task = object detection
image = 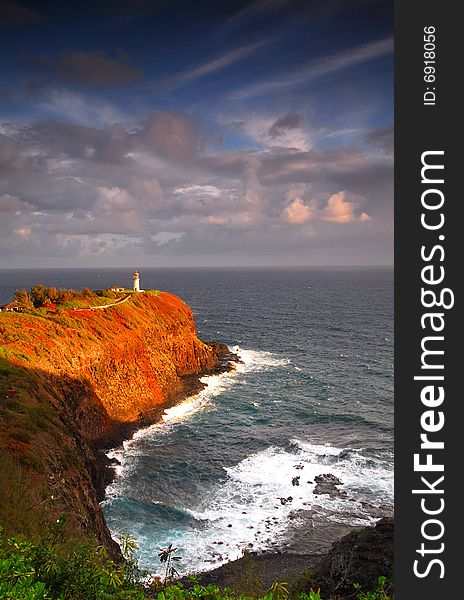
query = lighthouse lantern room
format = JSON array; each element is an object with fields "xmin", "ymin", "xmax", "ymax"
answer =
[{"xmin": 133, "ymin": 271, "xmax": 140, "ymax": 292}]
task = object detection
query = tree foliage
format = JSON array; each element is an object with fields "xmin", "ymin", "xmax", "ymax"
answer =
[{"xmin": 0, "ymin": 527, "xmax": 394, "ymax": 600}]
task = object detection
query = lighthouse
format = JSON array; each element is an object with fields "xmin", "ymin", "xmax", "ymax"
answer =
[{"xmin": 133, "ymin": 271, "xmax": 140, "ymax": 292}]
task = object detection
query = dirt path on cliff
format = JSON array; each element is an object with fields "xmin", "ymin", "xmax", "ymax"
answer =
[{"xmin": 86, "ymin": 293, "xmax": 133, "ymax": 311}]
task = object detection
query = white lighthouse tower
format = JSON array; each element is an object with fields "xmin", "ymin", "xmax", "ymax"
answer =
[{"xmin": 133, "ymin": 271, "xmax": 140, "ymax": 292}]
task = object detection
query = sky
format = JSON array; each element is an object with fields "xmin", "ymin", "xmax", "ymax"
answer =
[{"xmin": 0, "ymin": 0, "xmax": 393, "ymax": 268}]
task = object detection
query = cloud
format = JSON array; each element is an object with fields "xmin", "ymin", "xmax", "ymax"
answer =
[
  {"xmin": 139, "ymin": 112, "xmax": 199, "ymax": 160},
  {"xmin": 321, "ymin": 191, "xmax": 370, "ymax": 223},
  {"xmin": 0, "ymin": 134, "xmax": 27, "ymax": 172},
  {"xmin": 226, "ymin": 113, "xmax": 310, "ymax": 151},
  {"xmin": 269, "ymin": 113, "xmax": 304, "ymax": 138},
  {"xmin": 34, "ymin": 50, "xmax": 142, "ymax": 86},
  {"xmin": 0, "ymin": 193, "xmax": 33, "ymax": 212},
  {"xmin": 283, "ymin": 197, "xmax": 312, "ymax": 224},
  {"xmin": 23, "ymin": 120, "xmax": 132, "ymax": 163},
  {"xmin": 0, "ymin": 1, "xmax": 45, "ymax": 26},
  {"xmin": 21, "ymin": 111, "xmax": 201, "ymax": 164},
  {"xmin": 35, "ymin": 88, "xmax": 129, "ymax": 127},
  {"xmin": 228, "ymin": 0, "xmax": 287, "ymax": 20},
  {"xmin": 233, "ymin": 36, "xmax": 393, "ymax": 99},
  {"xmin": 174, "ymin": 184, "xmax": 222, "ymax": 198},
  {"xmin": 365, "ymin": 124, "xmax": 393, "ymax": 154},
  {"xmin": 168, "ymin": 39, "xmax": 272, "ymax": 88},
  {"xmin": 0, "ymin": 111, "xmax": 389, "ymax": 265}
]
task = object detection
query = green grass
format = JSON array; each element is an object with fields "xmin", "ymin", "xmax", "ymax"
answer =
[{"xmin": 0, "ymin": 526, "xmax": 393, "ymax": 600}]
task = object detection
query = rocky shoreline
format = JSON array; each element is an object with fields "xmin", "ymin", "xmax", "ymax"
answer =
[
  {"xmin": 192, "ymin": 517, "xmax": 394, "ymax": 598},
  {"xmin": 92, "ymin": 342, "xmax": 240, "ymax": 503},
  {"xmin": 95, "ymin": 360, "xmax": 392, "ymax": 574}
]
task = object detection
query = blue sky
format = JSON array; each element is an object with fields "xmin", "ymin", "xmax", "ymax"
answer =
[{"xmin": 0, "ymin": 0, "xmax": 393, "ymax": 267}]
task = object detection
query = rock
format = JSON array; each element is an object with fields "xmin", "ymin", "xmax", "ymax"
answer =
[
  {"xmin": 314, "ymin": 473, "xmax": 343, "ymax": 485},
  {"xmin": 294, "ymin": 463, "xmax": 304, "ymax": 470},
  {"xmin": 280, "ymin": 497, "xmax": 288, "ymax": 505},
  {"xmin": 313, "ymin": 473, "xmax": 346, "ymax": 498},
  {"xmin": 310, "ymin": 517, "xmax": 394, "ymax": 598},
  {"xmin": 292, "ymin": 476, "xmax": 300, "ymax": 486}
]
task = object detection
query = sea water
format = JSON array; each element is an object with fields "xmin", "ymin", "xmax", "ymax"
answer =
[{"xmin": 0, "ymin": 267, "xmax": 393, "ymax": 575}]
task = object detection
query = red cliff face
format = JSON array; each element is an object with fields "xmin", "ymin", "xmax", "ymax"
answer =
[
  {"xmin": 3, "ymin": 291, "xmax": 223, "ymax": 426},
  {"xmin": 0, "ymin": 291, "xmax": 228, "ymax": 552}
]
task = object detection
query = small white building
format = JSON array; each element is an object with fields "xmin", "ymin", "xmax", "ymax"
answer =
[{"xmin": 133, "ymin": 271, "xmax": 140, "ymax": 292}]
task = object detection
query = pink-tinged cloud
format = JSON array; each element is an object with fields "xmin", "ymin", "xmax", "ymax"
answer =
[
  {"xmin": 283, "ymin": 197, "xmax": 312, "ymax": 224},
  {"xmin": 14, "ymin": 226, "xmax": 31, "ymax": 238},
  {"xmin": 321, "ymin": 191, "xmax": 370, "ymax": 224}
]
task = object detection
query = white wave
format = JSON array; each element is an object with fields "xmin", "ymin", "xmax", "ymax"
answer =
[
  {"xmin": 127, "ymin": 440, "xmax": 393, "ymax": 576},
  {"xmin": 162, "ymin": 374, "xmax": 227, "ymax": 423},
  {"xmin": 104, "ymin": 346, "xmax": 289, "ymax": 492},
  {"xmin": 232, "ymin": 346, "xmax": 291, "ymax": 372},
  {"xmin": 291, "ymin": 440, "xmax": 344, "ymax": 456}
]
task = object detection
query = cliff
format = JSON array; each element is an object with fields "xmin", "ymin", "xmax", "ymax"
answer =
[{"xmin": 0, "ymin": 291, "xmax": 232, "ymax": 554}]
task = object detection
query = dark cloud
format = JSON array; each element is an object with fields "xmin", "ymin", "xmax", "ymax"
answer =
[
  {"xmin": 138, "ymin": 112, "xmax": 199, "ymax": 161},
  {"xmin": 0, "ymin": 193, "xmax": 33, "ymax": 212},
  {"xmin": 22, "ymin": 121, "xmax": 132, "ymax": 163},
  {"xmin": 0, "ymin": 1, "xmax": 45, "ymax": 26},
  {"xmin": 22, "ymin": 112, "xmax": 200, "ymax": 164},
  {"xmin": 33, "ymin": 50, "xmax": 142, "ymax": 86},
  {"xmin": 365, "ymin": 124, "xmax": 393, "ymax": 154},
  {"xmin": 0, "ymin": 134, "xmax": 27, "ymax": 172},
  {"xmin": 268, "ymin": 112, "xmax": 303, "ymax": 138}
]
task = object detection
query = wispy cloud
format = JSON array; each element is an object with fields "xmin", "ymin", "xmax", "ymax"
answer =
[
  {"xmin": 226, "ymin": 0, "xmax": 289, "ymax": 25},
  {"xmin": 167, "ymin": 39, "xmax": 272, "ymax": 89},
  {"xmin": 232, "ymin": 36, "xmax": 393, "ymax": 99}
]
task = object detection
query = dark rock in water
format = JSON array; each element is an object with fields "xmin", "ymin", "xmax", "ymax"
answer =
[
  {"xmin": 313, "ymin": 473, "xmax": 346, "ymax": 498},
  {"xmin": 280, "ymin": 497, "xmax": 288, "ymax": 505},
  {"xmin": 292, "ymin": 476, "xmax": 300, "ymax": 486},
  {"xmin": 294, "ymin": 463, "xmax": 304, "ymax": 470},
  {"xmin": 227, "ymin": 524, "xmax": 232, "ymax": 527},
  {"xmin": 287, "ymin": 496, "xmax": 293, "ymax": 502},
  {"xmin": 314, "ymin": 473, "xmax": 343, "ymax": 485},
  {"xmin": 308, "ymin": 517, "xmax": 394, "ymax": 598}
]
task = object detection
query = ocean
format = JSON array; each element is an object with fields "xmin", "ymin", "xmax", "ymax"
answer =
[{"xmin": 0, "ymin": 267, "xmax": 393, "ymax": 575}]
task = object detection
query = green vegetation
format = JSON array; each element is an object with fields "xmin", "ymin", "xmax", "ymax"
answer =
[
  {"xmin": 0, "ymin": 526, "xmax": 145, "ymax": 599},
  {"xmin": 0, "ymin": 527, "xmax": 393, "ymax": 600},
  {"xmin": 12, "ymin": 286, "xmax": 122, "ymax": 310},
  {"xmin": 14, "ymin": 286, "xmax": 95, "ymax": 309}
]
